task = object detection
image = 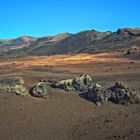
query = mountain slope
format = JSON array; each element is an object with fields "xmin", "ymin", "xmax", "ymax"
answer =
[
  {"xmin": 28, "ymin": 30, "xmax": 111, "ymax": 55},
  {"xmin": 0, "ymin": 36, "xmax": 37, "ymax": 50},
  {"xmin": 28, "ymin": 28, "xmax": 140, "ymax": 55},
  {"xmin": 0, "ymin": 28, "xmax": 140, "ymax": 57}
]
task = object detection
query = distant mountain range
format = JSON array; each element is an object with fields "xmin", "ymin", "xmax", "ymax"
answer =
[{"xmin": 0, "ymin": 28, "xmax": 140, "ymax": 57}]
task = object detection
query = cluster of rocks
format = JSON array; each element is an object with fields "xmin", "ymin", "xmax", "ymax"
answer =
[
  {"xmin": 49, "ymin": 75, "xmax": 140, "ymax": 106},
  {"xmin": 0, "ymin": 75, "xmax": 140, "ymax": 106},
  {"xmin": 13, "ymin": 79, "xmax": 29, "ymax": 96},
  {"xmin": 0, "ymin": 77, "xmax": 48, "ymax": 98},
  {"xmin": 50, "ymin": 74, "xmax": 93, "ymax": 92},
  {"xmin": 87, "ymin": 81, "xmax": 140, "ymax": 106}
]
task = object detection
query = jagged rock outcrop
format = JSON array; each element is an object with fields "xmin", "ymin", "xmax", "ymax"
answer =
[
  {"xmin": 87, "ymin": 84, "xmax": 112, "ymax": 106},
  {"xmin": 86, "ymin": 81, "xmax": 140, "ymax": 106},
  {"xmin": 109, "ymin": 81, "xmax": 140, "ymax": 105}
]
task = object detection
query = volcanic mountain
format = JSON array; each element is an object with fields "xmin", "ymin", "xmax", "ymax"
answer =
[
  {"xmin": 0, "ymin": 36, "xmax": 37, "ymax": 50},
  {"xmin": 0, "ymin": 28, "xmax": 140, "ymax": 57}
]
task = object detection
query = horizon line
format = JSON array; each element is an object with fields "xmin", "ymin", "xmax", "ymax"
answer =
[{"xmin": 0, "ymin": 27, "xmax": 139, "ymax": 39}]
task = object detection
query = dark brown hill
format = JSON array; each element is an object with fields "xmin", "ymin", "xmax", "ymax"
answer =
[{"xmin": 0, "ymin": 28, "xmax": 140, "ymax": 57}]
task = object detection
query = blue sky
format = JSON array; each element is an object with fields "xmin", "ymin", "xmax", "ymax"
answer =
[{"xmin": 0, "ymin": 0, "xmax": 140, "ymax": 38}]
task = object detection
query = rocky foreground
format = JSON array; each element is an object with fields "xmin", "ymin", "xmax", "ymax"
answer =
[
  {"xmin": 0, "ymin": 75, "xmax": 140, "ymax": 107},
  {"xmin": 0, "ymin": 51, "xmax": 140, "ymax": 140}
]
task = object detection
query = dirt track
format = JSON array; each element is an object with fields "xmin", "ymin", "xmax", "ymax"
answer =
[{"xmin": 0, "ymin": 52, "xmax": 140, "ymax": 140}]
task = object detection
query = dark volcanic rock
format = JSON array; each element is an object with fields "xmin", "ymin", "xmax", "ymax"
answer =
[
  {"xmin": 83, "ymin": 81, "xmax": 140, "ymax": 106},
  {"xmin": 109, "ymin": 81, "xmax": 140, "ymax": 105},
  {"xmin": 87, "ymin": 84, "xmax": 112, "ymax": 106}
]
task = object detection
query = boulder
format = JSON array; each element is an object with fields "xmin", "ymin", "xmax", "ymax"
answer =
[
  {"xmin": 85, "ymin": 81, "xmax": 140, "ymax": 106},
  {"xmin": 14, "ymin": 85, "xmax": 29, "ymax": 96},
  {"xmin": 30, "ymin": 82, "xmax": 49, "ymax": 98},
  {"xmin": 53, "ymin": 79, "xmax": 76, "ymax": 91},
  {"xmin": 87, "ymin": 84, "xmax": 111, "ymax": 106},
  {"xmin": 50, "ymin": 74, "xmax": 93, "ymax": 92},
  {"xmin": 0, "ymin": 77, "xmax": 29, "ymax": 96},
  {"xmin": 72, "ymin": 74, "xmax": 93, "ymax": 91},
  {"xmin": 109, "ymin": 81, "xmax": 140, "ymax": 105}
]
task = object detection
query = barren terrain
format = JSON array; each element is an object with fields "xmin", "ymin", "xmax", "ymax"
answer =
[{"xmin": 0, "ymin": 51, "xmax": 140, "ymax": 140}]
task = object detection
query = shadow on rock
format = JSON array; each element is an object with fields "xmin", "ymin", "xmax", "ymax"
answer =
[
  {"xmin": 29, "ymin": 81, "xmax": 49, "ymax": 99},
  {"xmin": 79, "ymin": 83, "xmax": 111, "ymax": 106},
  {"xmin": 49, "ymin": 74, "xmax": 93, "ymax": 92},
  {"xmin": 78, "ymin": 81, "xmax": 140, "ymax": 106}
]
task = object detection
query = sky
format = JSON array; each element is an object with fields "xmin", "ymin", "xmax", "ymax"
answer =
[{"xmin": 0, "ymin": 0, "xmax": 140, "ymax": 38}]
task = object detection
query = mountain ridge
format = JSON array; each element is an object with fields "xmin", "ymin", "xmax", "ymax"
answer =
[{"xmin": 0, "ymin": 28, "xmax": 140, "ymax": 57}]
